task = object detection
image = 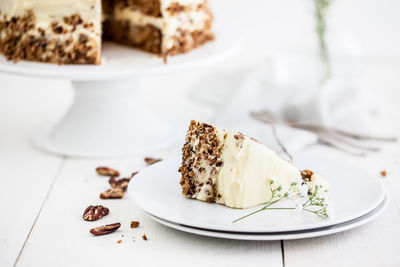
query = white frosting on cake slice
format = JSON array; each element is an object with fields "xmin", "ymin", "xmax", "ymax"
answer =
[
  {"xmin": 179, "ymin": 120, "xmax": 330, "ymax": 209},
  {"xmin": 215, "ymin": 131, "xmax": 306, "ymax": 208}
]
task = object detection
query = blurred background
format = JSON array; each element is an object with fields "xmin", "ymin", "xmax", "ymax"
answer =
[{"xmin": 1, "ymin": 0, "xmax": 399, "ymax": 153}]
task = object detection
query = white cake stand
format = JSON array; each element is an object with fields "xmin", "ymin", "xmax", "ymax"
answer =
[{"xmin": 0, "ymin": 32, "xmax": 241, "ymax": 157}]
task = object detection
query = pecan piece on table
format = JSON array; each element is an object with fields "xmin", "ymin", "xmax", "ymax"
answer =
[
  {"xmin": 83, "ymin": 205, "xmax": 109, "ymax": 221},
  {"xmin": 100, "ymin": 188, "xmax": 125, "ymax": 199},
  {"xmin": 109, "ymin": 177, "xmax": 132, "ymax": 191},
  {"xmin": 108, "ymin": 171, "xmax": 138, "ymax": 190},
  {"xmin": 90, "ymin": 222, "xmax": 121, "ymax": 236},
  {"xmin": 141, "ymin": 234, "xmax": 148, "ymax": 240},
  {"xmin": 144, "ymin": 157, "xmax": 162, "ymax": 166},
  {"xmin": 96, "ymin": 167, "xmax": 120, "ymax": 177},
  {"xmin": 130, "ymin": 221, "xmax": 140, "ymax": 229}
]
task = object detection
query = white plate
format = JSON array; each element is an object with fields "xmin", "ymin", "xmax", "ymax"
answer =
[
  {"xmin": 128, "ymin": 153, "xmax": 386, "ymax": 233},
  {"xmin": 146, "ymin": 194, "xmax": 388, "ymax": 240},
  {"xmin": 0, "ymin": 29, "xmax": 241, "ymax": 81}
]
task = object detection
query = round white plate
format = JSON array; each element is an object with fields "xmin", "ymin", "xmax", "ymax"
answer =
[
  {"xmin": 128, "ymin": 153, "xmax": 386, "ymax": 233},
  {"xmin": 146, "ymin": 194, "xmax": 388, "ymax": 240},
  {"xmin": 0, "ymin": 29, "xmax": 241, "ymax": 81}
]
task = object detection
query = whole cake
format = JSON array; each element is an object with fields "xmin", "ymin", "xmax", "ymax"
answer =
[
  {"xmin": 179, "ymin": 120, "xmax": 330, "ymax": 209},
  {"xmin": 0, "ymin": 0, "xmax": 213, "ymax": 64}
]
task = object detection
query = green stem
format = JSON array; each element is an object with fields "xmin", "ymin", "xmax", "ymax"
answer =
[
  {"xmin": 314, "ymin": 0, "xmax": 332, "ymax": 85},
  {"xmin": 232, "ymin": 206, "xmax": 267, "ymax": 223},
  {"xmin": 232, "ymin": 195, "xmax": 291, "ymax": 223},
  {"xmin": 303, "ymin": 208, "xmax": 328, "ymax": 218},
  {"xmin": 303, "ymin": 208, "xmax": 318, "ymax": 213},
  {"xmin": 265, "ymin": 208, "xmax": 297, "ymax": 210}
]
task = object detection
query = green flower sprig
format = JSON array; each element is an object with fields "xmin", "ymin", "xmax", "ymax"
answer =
[
  {"xmin": 314, "ymin": 0, "xmax": 333, "ymax": 84},
  {"xmin": 232, "ymin": 181, "xmax": 330, "ymax": 223},
  {"xmin": 302, "ymin": 185, "xmax": 329, "ymax": 218}
]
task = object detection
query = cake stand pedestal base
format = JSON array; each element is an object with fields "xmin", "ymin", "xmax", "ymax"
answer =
[{"xmin": 34, "ymin": 80, "xmax": 177, "ymax": 157}]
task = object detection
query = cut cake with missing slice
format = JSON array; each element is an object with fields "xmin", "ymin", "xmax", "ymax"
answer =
[{"xmin": 0, "ymin": 0, "xmax": 214, "ymax": 64}]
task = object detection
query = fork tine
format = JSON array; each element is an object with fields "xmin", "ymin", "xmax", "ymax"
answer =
[
  {"xmin": 293, "ymin": 123, "xmax": 397, "ymax": 143},
  {"xmin": 293, "ymin": 125, "xmax": 381, "ymax": 152},
  {"xmin": 251, "ymin": 109, "xmax": 393, "ymax": 156},
  {"xmin": 330, "ymin": 128, "xmax": 397, "ymax": 142},
  {"xmin": 318, "ymin": 135, "xmax": 367, "ymax": 157}
]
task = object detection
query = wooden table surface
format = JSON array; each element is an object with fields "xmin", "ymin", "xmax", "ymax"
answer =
[{"xmin": 1, "ymin": 58, "xmax": 400, "ymax": 267}]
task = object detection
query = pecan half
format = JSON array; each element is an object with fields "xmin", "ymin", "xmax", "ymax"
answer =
[
  {"xmin": 109, "ymin": 177, "xmax": 131, "ymax": 191},
  {"xmin": 300, "ymin": 169, "xmax": 314, "ymax": 182},
  {"xmin": 83, "ymin": 205, "xmax": 109, "ymax": 221},
  {"xmin": 144, "ymin": 157, "xmax": 162, "ymax": 166},
  {"xmin": 130, "ymin": 221, "xmax": 140, "ymax": 229},
  {"xmin": 90, "ymin": 222, "xmax": 121, "ymax": 236},
  {"xmin": 108, "ymin": 172, "xmax": 138, "ymax": 191},
  {"xmin": 100, "ymin": 188, "xmax": 125, "ymax": 199},
  {"xmin": 96, "ymin": 167, "xmax": 120, "ymax": 177}
]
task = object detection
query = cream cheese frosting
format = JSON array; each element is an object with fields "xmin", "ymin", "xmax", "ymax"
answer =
[
  {"xmin": 307, "ymin": 172, "xmax": 331, "ymax": 194},
  {"xmin": 214, "ymin": 131, "xmax": 306, "ymax": 208},
  {"xmin": 0, "ymin": 0, "xmax": 100, "ymax": 19}
]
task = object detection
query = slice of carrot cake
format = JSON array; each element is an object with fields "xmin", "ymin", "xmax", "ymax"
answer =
[{"xmin": 179, "ymin": 120, "xmax": 330, "ymax": 209}]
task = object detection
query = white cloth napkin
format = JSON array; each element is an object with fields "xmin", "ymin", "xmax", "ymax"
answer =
[{"xmin": 212, "ymin": 59, "xmax": 373, "ymax": 156}]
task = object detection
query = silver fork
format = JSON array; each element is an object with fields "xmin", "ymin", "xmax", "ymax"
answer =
[{"xmin": 250, "ymin": 109, "xmax": 397, "ymax": 156}]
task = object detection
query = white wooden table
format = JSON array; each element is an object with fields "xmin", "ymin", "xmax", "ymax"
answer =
[
  {"xmin": 1, "ymin": 1, "xmax": 400, "ymax": 265},
  {"xmin": 1, "ymin": 59, "xmax": 400, "ymax": 267}
]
